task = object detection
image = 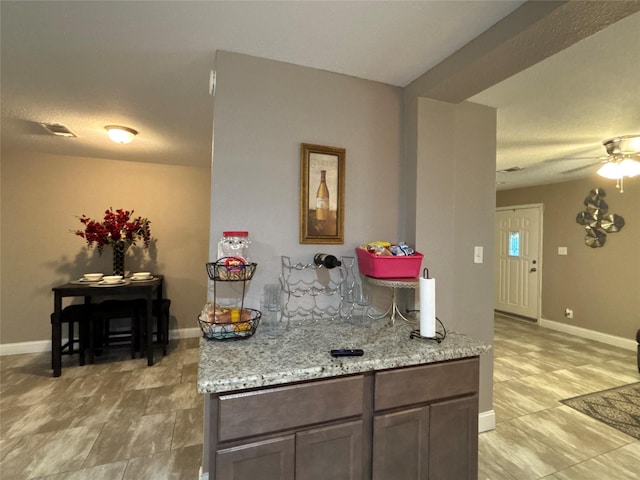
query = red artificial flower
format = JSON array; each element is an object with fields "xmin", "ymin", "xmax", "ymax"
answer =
[{"xmin": 75, "ymin": 208, "xmax": 151, "ymax": 254}]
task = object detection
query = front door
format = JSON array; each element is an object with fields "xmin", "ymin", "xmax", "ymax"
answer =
[{"xmin": 494, "ymin": 205, "xmax": 542, "ymax": 320}]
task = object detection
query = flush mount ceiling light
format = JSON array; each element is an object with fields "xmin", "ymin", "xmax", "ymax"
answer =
[
  {"xmin": 105, "ymin": 125, "xmax": 138, "ymax": 144},
  {"xmin": 597, "ymin": 134, "xmax": 640, "ymax": 193}
]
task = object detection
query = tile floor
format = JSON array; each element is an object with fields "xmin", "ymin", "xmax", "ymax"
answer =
[
  {"xmin": 480, "ymin": 314, "xmax": 640, "ymax": 479},
  {"xmin": 1, "ymin": 316, "xmax": 638, "ymax": 479},
  {"xmin": 0, "ymin": 338, "xmax": 203, "ymax": 480}
]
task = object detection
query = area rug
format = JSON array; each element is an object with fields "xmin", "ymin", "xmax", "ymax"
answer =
[{"xmin": 561, "ymin": 382, "xmax": 640, "ymax": 440}]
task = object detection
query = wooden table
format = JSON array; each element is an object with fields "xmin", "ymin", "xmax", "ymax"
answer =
[{"xmin": 51, "ymin": 275, "xmax": 164, "ymax": 377}]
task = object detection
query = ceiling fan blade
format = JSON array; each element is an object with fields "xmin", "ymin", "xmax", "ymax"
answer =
[
  {"xmin": 544, "ymin": 155, "xmax": 607, "ymax": 163},
  {"xmin": 561, "ymin": 161, "xmax": 603, "ymax": 174}
]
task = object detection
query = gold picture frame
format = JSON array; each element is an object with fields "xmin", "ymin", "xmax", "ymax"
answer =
[{"xmin": 300, "ymin": 143, "xmax": 345, "ymax": 244}]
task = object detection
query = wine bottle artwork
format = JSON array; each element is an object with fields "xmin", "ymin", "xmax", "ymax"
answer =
[
  {"xmin": 300, "ymin": 143, "xmax": 345, "ymax": 244},
  {"xmin": 315, "ymin": 170, "xmax": 330, "ymax": 221}
]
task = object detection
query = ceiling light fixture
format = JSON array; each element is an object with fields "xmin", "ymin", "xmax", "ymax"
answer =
[
  {"xmin": 105, "ymin": 125, "xmax": 138, "ymax": 144},
  {"xmin": 597, "ymin": 134, "xmax": 640, "ymax": 193}
]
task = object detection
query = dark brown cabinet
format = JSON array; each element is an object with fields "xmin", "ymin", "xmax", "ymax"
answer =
[
  {"xmin": 216, "ymin": 420, "xmax": 364, "ymax": 480},
  {"xmin": 373, "ymin": 406, "xmax": 430, "ymax": 480},
  {"xmin": 217, "ymin": 436, "xmax": 295, "ymax": 480},
  {"xmin": 428, "ymin": 395, "xmax": 478, "ymax": 480},
  {"xmin": 372, "ymin": 358, "xmax": 479, "ymax": 480},
  {"xmin": 296, "ymin": 420, "xmax": 364, "ymax": 480},
  {"xmin": 206, "ymin": 357, "xmax": 479, "ymax": 480}
]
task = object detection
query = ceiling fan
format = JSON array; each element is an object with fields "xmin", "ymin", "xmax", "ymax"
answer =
[{"xmin": 547, "ymin": 134, "xmax": 640, "ymax": 193}]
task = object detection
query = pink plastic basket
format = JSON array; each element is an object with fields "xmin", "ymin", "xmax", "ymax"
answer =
[{"xmin": 355, "ymin": 247, "xmax": 424, "ymax": 279}]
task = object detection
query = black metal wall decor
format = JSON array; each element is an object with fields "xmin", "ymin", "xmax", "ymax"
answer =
[{"xmin": 576, "ymin": 188, "xmax": 625, "ymax": 248}]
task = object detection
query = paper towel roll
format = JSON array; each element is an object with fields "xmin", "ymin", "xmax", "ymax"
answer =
[{"xmin": 419, "ymin": 277, "xmax": 436, "ymax": 338}]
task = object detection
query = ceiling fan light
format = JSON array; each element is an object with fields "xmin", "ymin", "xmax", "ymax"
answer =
[
  {"xmin": 105, "ymin": 125, "xmax": 137, "ymax": 144},
  {"xmin": 619, "ymin": 158, "xmax": 640, "ymax": 178},
  {"xmin": 597, "ymin": 162, "xmax": 621, "ymax": 179}
]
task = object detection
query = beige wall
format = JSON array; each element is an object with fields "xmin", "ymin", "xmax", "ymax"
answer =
[
  {"xmin": 497, "ymin": 177, "xmax": 639, "ymax": 340},
  {"xmin": 1, "ymin": 151, "xmax": 210, "ymax": 345},
  {"xmin": 211, "ymin": 51, "xmax": 404, "ymax": 307},
  {"xmin": 407, "ymin": 97, "xmax": 496, "ymax": 415}
]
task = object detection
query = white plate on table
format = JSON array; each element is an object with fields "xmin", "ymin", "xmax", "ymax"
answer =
[
  {"xmin": 90, "ymin": 279, "xmax": 129, "ymax": 287},
  {"xmin": 130, "ymin": 276, "xmax": 155, "ymax": 282},
  {"xmin": 71, "ymin": 278, "xmax": 102, "ymax": 284}
]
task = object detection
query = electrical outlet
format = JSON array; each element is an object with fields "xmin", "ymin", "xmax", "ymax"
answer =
[{"xmin": 564, "ymin": 308, "xmax": 573, "ymax": 319}]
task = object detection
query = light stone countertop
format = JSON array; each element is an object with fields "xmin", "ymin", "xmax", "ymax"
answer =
[{"xmin": 197, "ymin": 318, "xmax": 491, "ymax": 394}]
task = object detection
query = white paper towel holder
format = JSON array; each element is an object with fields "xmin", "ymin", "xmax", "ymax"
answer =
[{"xmin": 410, "ymin": 268, "xmax": 446, "ymax": 343}]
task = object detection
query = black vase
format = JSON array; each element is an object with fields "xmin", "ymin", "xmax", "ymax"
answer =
[{"xmin": 112, "ymin": 241, "xmax": 125, "ymax": 276}]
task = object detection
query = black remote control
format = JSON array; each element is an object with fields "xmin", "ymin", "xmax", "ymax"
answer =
[{"xmin": 330, "ymin": 348, "xmax": 364, "ymax": 357}]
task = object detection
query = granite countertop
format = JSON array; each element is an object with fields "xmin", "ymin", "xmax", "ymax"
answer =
[{"xmin": 197, "ymin": 318, "xmax": 491, "ymax": 394}]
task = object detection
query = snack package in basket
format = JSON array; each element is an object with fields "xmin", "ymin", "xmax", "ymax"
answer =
[
  {"xmin": 199, "ymin": 302, "xmax": 259, "ymax": 339},
  {"xmin": 200, "ymin": 302, "xmax": 252, "ymax": 324},
  {"xmin": 356, "ymin": 242, "xmax": 423, "ymax": 278}
]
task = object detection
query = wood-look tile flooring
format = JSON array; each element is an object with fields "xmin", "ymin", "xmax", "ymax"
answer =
[
  {"xmin": 480, "ymin": 314, "xmax": 640, "ymax": 479},
  {"xmin": 0, "ymin": 338, "xmax": 202, "ymax": 480},
  {"xmin": 1, "ymin": 318, "xmax": 639, "ymax": 479}
]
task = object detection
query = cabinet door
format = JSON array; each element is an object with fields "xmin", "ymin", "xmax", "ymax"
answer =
[
  {"xmin": 372, "ymin": 406, "xmax": 430, "ymax": 480},
  {"xmin": 296, "ymin": 420, "xmax": 363, "ymax": 480},
  {"xmin": 429, "ymin": 394, "xmax": 479, "ymax": 480},
  {"xmin": 216, "ymin": 435, "xmax": 295, "ymax": 480}
]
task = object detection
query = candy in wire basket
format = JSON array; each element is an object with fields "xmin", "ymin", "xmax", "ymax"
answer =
[
  {"xmin": 206, "ymin": 257, "xmax": 257, "ymax": 281},
  {"xmin": 198, "ymin": 303, "xmax": 261, "ymax": 340}
]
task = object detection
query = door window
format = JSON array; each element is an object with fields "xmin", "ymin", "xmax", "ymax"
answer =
[{"xmin": 508, "ymin": 231, "xmax": 520, "ymax": 257}]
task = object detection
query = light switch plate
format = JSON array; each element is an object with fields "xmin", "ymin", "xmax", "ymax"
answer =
[
  {"xmin": 558, "ymin": 246, "xmax": 568, "ymax": 255},
  {"xmin": 474, "ymin": 246, "xmax": 483, "ymax": 264}
]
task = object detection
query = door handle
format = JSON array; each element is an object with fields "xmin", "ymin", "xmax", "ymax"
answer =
[{"xmin": 529, "ymin": 267, "xmax": 537, "ymax": 273}]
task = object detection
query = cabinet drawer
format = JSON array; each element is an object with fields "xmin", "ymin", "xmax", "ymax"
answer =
[
  {"xmin": 375, "ymin": 357, "xmax": 478, "ymax": 411},
  {"xmin": 218, "ymin": 375, "xmax": 364, "ymax": 442}
]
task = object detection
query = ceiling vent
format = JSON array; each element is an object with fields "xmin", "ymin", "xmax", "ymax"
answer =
[{"xmin": 40, "ymin": 123, "xmax": 77, "ymax": 137}]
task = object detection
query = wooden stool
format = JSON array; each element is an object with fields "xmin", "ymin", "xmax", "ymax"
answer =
[
  {"xmin": 138, "ymin": 299, "xmax": 171, "ymax": 357},
  {"xmin": 50, "ymin": 304, "xmax": 95, "ymax": 366},
  {"xmin": 97, "ymin": 299, "xmax": 142, "ymax": 359}
]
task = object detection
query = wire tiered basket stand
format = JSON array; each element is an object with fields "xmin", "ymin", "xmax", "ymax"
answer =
[{"xmin": 199, "ymin": 258, "xmax": 261, "ymax": 340}]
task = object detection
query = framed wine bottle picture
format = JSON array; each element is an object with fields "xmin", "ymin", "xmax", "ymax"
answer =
[{"xmin": 300, "ymin": 143, "xmax": 345, "ymax": 244}]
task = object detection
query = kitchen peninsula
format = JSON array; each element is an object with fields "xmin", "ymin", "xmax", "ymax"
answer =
[{"xmin": 198, "ymin": 319, "xmax": 491, "ymax": 480}]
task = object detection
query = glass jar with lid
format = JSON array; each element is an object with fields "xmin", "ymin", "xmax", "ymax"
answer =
[{"xmin": 217, "ymin": 231, "xmax": 251, "ymax": 263}]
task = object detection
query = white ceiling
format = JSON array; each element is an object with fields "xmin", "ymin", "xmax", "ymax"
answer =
[
  {"xmin": 1, "ymin": 1, "xmax": 639, "ymax": 190},
  {"xmin": 471, "ymin": 10, "xmax": 640, "ymax": 190}
]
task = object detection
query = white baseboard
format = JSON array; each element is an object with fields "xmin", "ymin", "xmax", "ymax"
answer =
[
  {"xmin": 0, "ymin": 340, "xmax": 53, "ymax": 356},
  {"xmin": 478, "ymin": 410, "xmax": 496, "ymax": 433},
  {"xmin": 0, "ymin": 327, "xmax": 202, "ymax": 356},
  {"xmin": 169, "ymin": 327, "xmax": 201, "ymax": 341},
  {"xmin": 539, "ymin": 317, "xmax": 637, "ymax": 352},
  {"xmin": 199, "ymin": 466, "xmax": 208, "ymax": 480}
]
